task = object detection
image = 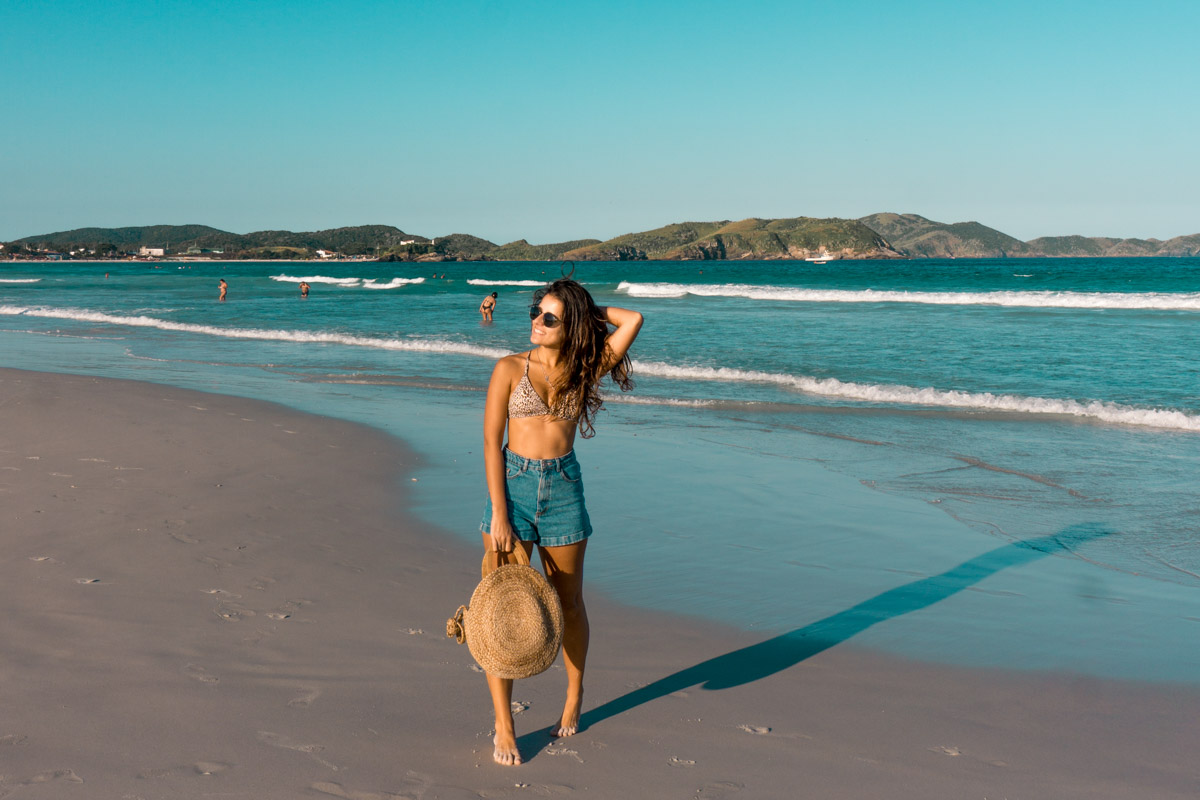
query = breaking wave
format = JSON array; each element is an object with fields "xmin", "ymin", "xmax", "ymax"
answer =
[
  {"xmin": 617, "ymin": 282, "xmax": 1200, "ymax": 310},
  {"xmin": 630, "ymin": 360, "xmax": 1200, "ymax": 432},
  {"xmin": 270, "ymin": 274, "xmax": 425, "ymax": 288},
  {"xmin": 0, "ymin": 305, "xmax": 507, "ymax": 359},
  {"xmin": 3, "ymin": 303, "xmax": 1195, "ymax": 431}
]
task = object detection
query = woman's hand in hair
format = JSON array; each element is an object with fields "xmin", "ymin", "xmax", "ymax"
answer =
[{"xmin": 599, "ymin": 306, "xmax": 643, "ymax": 370}]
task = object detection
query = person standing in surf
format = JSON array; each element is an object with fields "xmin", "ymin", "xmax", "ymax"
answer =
[
  {"xmin": 479, "ymin": 291, "xmax": 498, "ymax": 322},
  {"xmin": 479, "ymin": 276, "xmax": 643, "ymax": 766}
]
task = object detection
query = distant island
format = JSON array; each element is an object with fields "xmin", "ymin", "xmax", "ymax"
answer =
[{"xmin": 5, "ymin": 214, "xmax": 1200, "ymax": 262}]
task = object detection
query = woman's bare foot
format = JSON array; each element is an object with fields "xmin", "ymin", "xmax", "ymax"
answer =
[
  {"xmin": 550, "ymin": 693, "xmax": 583, "ymax": 738},
  {"xmin": 493, "ymin": 731, "xmax": 521, "ymax": 766}
]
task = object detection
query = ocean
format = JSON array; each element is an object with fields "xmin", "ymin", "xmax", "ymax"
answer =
[{"xmin": 3, "ymin": 257, "xmax": 1198, "ymax": 682}]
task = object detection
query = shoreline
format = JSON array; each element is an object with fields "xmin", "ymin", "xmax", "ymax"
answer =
[{"xmin": 2, "ymin": 367, "xmax": 1198, "ymax": 797}]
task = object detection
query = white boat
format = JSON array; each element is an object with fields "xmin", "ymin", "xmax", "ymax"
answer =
[{"xmin": 804, "ymin": 251, "xmax": 835, "ymax": 263}]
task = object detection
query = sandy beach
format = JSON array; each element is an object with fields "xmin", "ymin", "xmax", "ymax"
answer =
[{"xmin": 2, "ymin": 367, "xmax": 1197, "ymax": 799}]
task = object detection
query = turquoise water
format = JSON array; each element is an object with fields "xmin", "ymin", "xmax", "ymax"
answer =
[{"xmin": 3, "ymin": 258, "xmax": 1198, "ymax": 682}]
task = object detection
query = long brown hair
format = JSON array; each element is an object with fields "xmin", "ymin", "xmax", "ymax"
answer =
[{"xmin": 534, "ymin": 278, "xmax": 634, "ymax": 438}]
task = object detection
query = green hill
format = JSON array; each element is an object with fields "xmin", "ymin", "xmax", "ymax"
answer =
[
  {"xmin": 489, "ymin": 239, "xmax": 602, "ymax": 261},
  {"xmin": 17, "ymin": 224, "xmax": 230, "ymax": 248},
  {"xmin": 437, "ymin": 233, "xmax": 497, "ymax": 258},
  {"xmin": 563, "ymin": 222, "xmax": 728, "ymax": 261},
  {"xmin": 1022, "ymin": 235, "xmax": 1181, "ymax": 257},
  {"xmin": 235, "ymin": 226, "xmax": 425, "ymax": 254},
  {"xmin": 1156, "ymin": 234, "xmax": 1200, "ymax": 257},
  {"xmin": 17, "ymin": 224, "xmax": 424, "ymax": 257},
  {"xmin": 13, "ymin": 218, "xmax": 1200, "ymax": 260},
  {"xmin": 858, "ymin": 213, "xmax": 1028, "ymax": 258},
  {"xmin": 1023, "ymin": 235, "xmax": 1109, "ymax": 257},
  {"xmin": 563, "ymin": 217, "xmax": 898, "ymax": 261}
]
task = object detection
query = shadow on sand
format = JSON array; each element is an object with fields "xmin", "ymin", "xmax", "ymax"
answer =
[{"xmin": 520, "ymin": 524, "xmax": 1110, "ymax": 756}]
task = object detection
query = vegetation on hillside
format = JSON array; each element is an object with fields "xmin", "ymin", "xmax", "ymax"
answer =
[
  {"xmin": 562, "ymin": 217, "xmax": 897, "ymax": 261},
  {"xmin": 10, "ymin": 217, "xmax": 1200, "ymax": 261},
  {"xmin": 857, "ymin": 213, "xmax": 1028, "ymax": 258},
  {"xmin": 435, "ymin": 233, "xmax": 497, "ymax": 258},
  {"xmin": 491, "ymin": 239, "xmax": 602, "ymax": 261}
]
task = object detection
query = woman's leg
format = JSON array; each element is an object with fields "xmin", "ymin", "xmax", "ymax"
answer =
[
  {"xmin": 486, "ymin": 672, "xmax": 519, "ymax": 765},
  {"xmin": 538, "ymin": 539, "xmax": 589, "ymax": 736},
  {"xmin": 481, "ymin": 536, "xmax": 535, "ymax": 765}
]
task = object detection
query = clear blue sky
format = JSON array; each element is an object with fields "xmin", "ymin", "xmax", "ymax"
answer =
[{"xmin": 3, "ymin": 0, "xmax": 1197, "ymax": 243}]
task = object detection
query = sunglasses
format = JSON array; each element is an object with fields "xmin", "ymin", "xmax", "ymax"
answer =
[{"xmin": 529, "ymin": 305, "xmax": 562, "ymax": 328}]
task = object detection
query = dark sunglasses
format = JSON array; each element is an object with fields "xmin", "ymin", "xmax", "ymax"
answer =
[{"xmin": 529, "ymin": 305, "xmax": 561, "ymax": 327}]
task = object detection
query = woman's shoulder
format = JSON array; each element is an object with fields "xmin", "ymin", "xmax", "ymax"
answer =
[{"xmin": 492, "ymin": 351, "xmax": 529, "ymax": 376}]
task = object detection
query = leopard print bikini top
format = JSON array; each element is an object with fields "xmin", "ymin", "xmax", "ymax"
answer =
[{"xmin": 508, "ymin": 352, "xmax": 581, "ymax": 421}]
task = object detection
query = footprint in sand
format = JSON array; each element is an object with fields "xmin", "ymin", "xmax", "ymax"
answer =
[
  {"xmin": 544, "ymin": 746, "xmax": 583, "ymax": 763},
  {"xmin": 75, "ymin": 578, "xmax": 101, "ymax": 584},
  {"xmin": 214, "ymin": 604, "xmax": 256, "ymax": 622},
  {"xmin": 240, "ymin": 628, "xmax": 275, "ymax": 646},
  {"xmin": 1, "ymin": 734, "xmax": 29, "ymax": 746},
  {"xmin": 197, "ymin": 555, "xmax": 231, "ymax": 571},
  {"xmin": 480, "ymin": 783, "xmax": 573, "ymax": 797},
  {"xmin": 248, "ymin": 576, "xmax": 276, "ymax": 591},
  {"xmin": 696, "ymin": 781, "xmax": 745, "ymax": 798},
  {"xmin": 25, "ymin": 769, "xmax": 84, "ymax": 785},
  {"xmin": 668, "ymin": 756, "xmax": 696, "ymax": 767},
  {"xmin": 193, "ymin": 761, "xmax": 231, "ymax": 775},
  {"xmin": 511, "ymin": 701, "xmax": 530, "ymax": 715},
  {"xmin": 257, "ymin": 731, "xmax": 338, "ymax": 771},
  {"xmin": 310, "ymin": 781, "xmax": 406, "ymax": 800},
  {"xmin": 403, "ymin": 627, "xmax": 424, "ymax": 635},
  {"xmin": 182, "ymin": 664, "xmax": 219, "ymax": 684},
  {"xmin": 737, "ymin": 724, "xmax": 771, "ymax": 735},
  {"xmin": 203, "ymin": 588, "xmax": 241, "ymax": 598},
  {"xmin": 169, "ymin": 526, "xmax": 199, "ymax": 544},
  {"xmin": 268, "ymin": 599, "xmax": 312, "ymax": 622},
  {"xmin": 29, "ymin": 556, "xmax": 59, "ymax": 563},
  {"xmin": 930, "ymin": 745, "xmax": 962, "ymax": 757},
  {"xmin": 288, "ymin": 688, "xmax": 322, "ymax": 708}
]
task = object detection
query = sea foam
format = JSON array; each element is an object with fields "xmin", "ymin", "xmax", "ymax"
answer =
[
  {"xmin": 271, "ymin": 274, "xmax": 363, "ymax": 286},
  {"xmin": 269, "ymin": 275, "xmax": 425, "ymax": 289},
  {"xmin": 467, "ymin": 279, "xmax": 548, "ymax": 286},
  {"xmin": 630, "ymin": 360, "xmax": 1200, "ymax": 432},
  {"xmin": 0, "ymin": 305, "xmax": 508, "ymax": 359},
  {"xmin": 4, "ymin": 303, "xmax": 1195, "ymax": 431},
  {"xmin": 617, "ymin": 282, "xmax": 1200, "ymax": 310},
  {"xmin": 362, "ymin": 278, "xmax": 426, "ymax": 289}
]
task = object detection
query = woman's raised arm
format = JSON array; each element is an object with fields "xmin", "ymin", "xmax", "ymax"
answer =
[{"xmin": 600, "ymin": 305, "xmax": 643, "ymax": 370}]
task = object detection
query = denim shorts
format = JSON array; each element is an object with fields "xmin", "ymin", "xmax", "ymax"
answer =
[{"xmin": 480, "ymin": 448, "xmax": 592, "ymax": 547}]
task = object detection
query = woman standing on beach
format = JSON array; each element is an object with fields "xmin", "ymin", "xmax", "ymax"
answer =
[{"xmin": 480, "ymin": 277, "xmax": 642, "ymax": 765}]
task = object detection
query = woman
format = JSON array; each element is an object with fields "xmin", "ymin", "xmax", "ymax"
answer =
[
  {"xmin": 479, "ymin": 291, "xmax": 498, "ymax": 322},
  {"xmin": 480, "ymin": 278, "xmax": 643, "ymax": 766}
]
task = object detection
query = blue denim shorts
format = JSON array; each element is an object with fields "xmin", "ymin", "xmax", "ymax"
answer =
[{"xmin": 480, "ymin": 448, "xmax": 592, "ymax": 547}]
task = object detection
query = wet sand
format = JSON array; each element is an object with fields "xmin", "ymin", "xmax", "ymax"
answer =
[{"xmin": 2, "ymin": 367, "xmax": 1197, "ymax": 799}]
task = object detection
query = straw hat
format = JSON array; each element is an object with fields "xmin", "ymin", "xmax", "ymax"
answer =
[{"xmin": 446, "ymin": 547, "xmax": 564, "ymax": 679}]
